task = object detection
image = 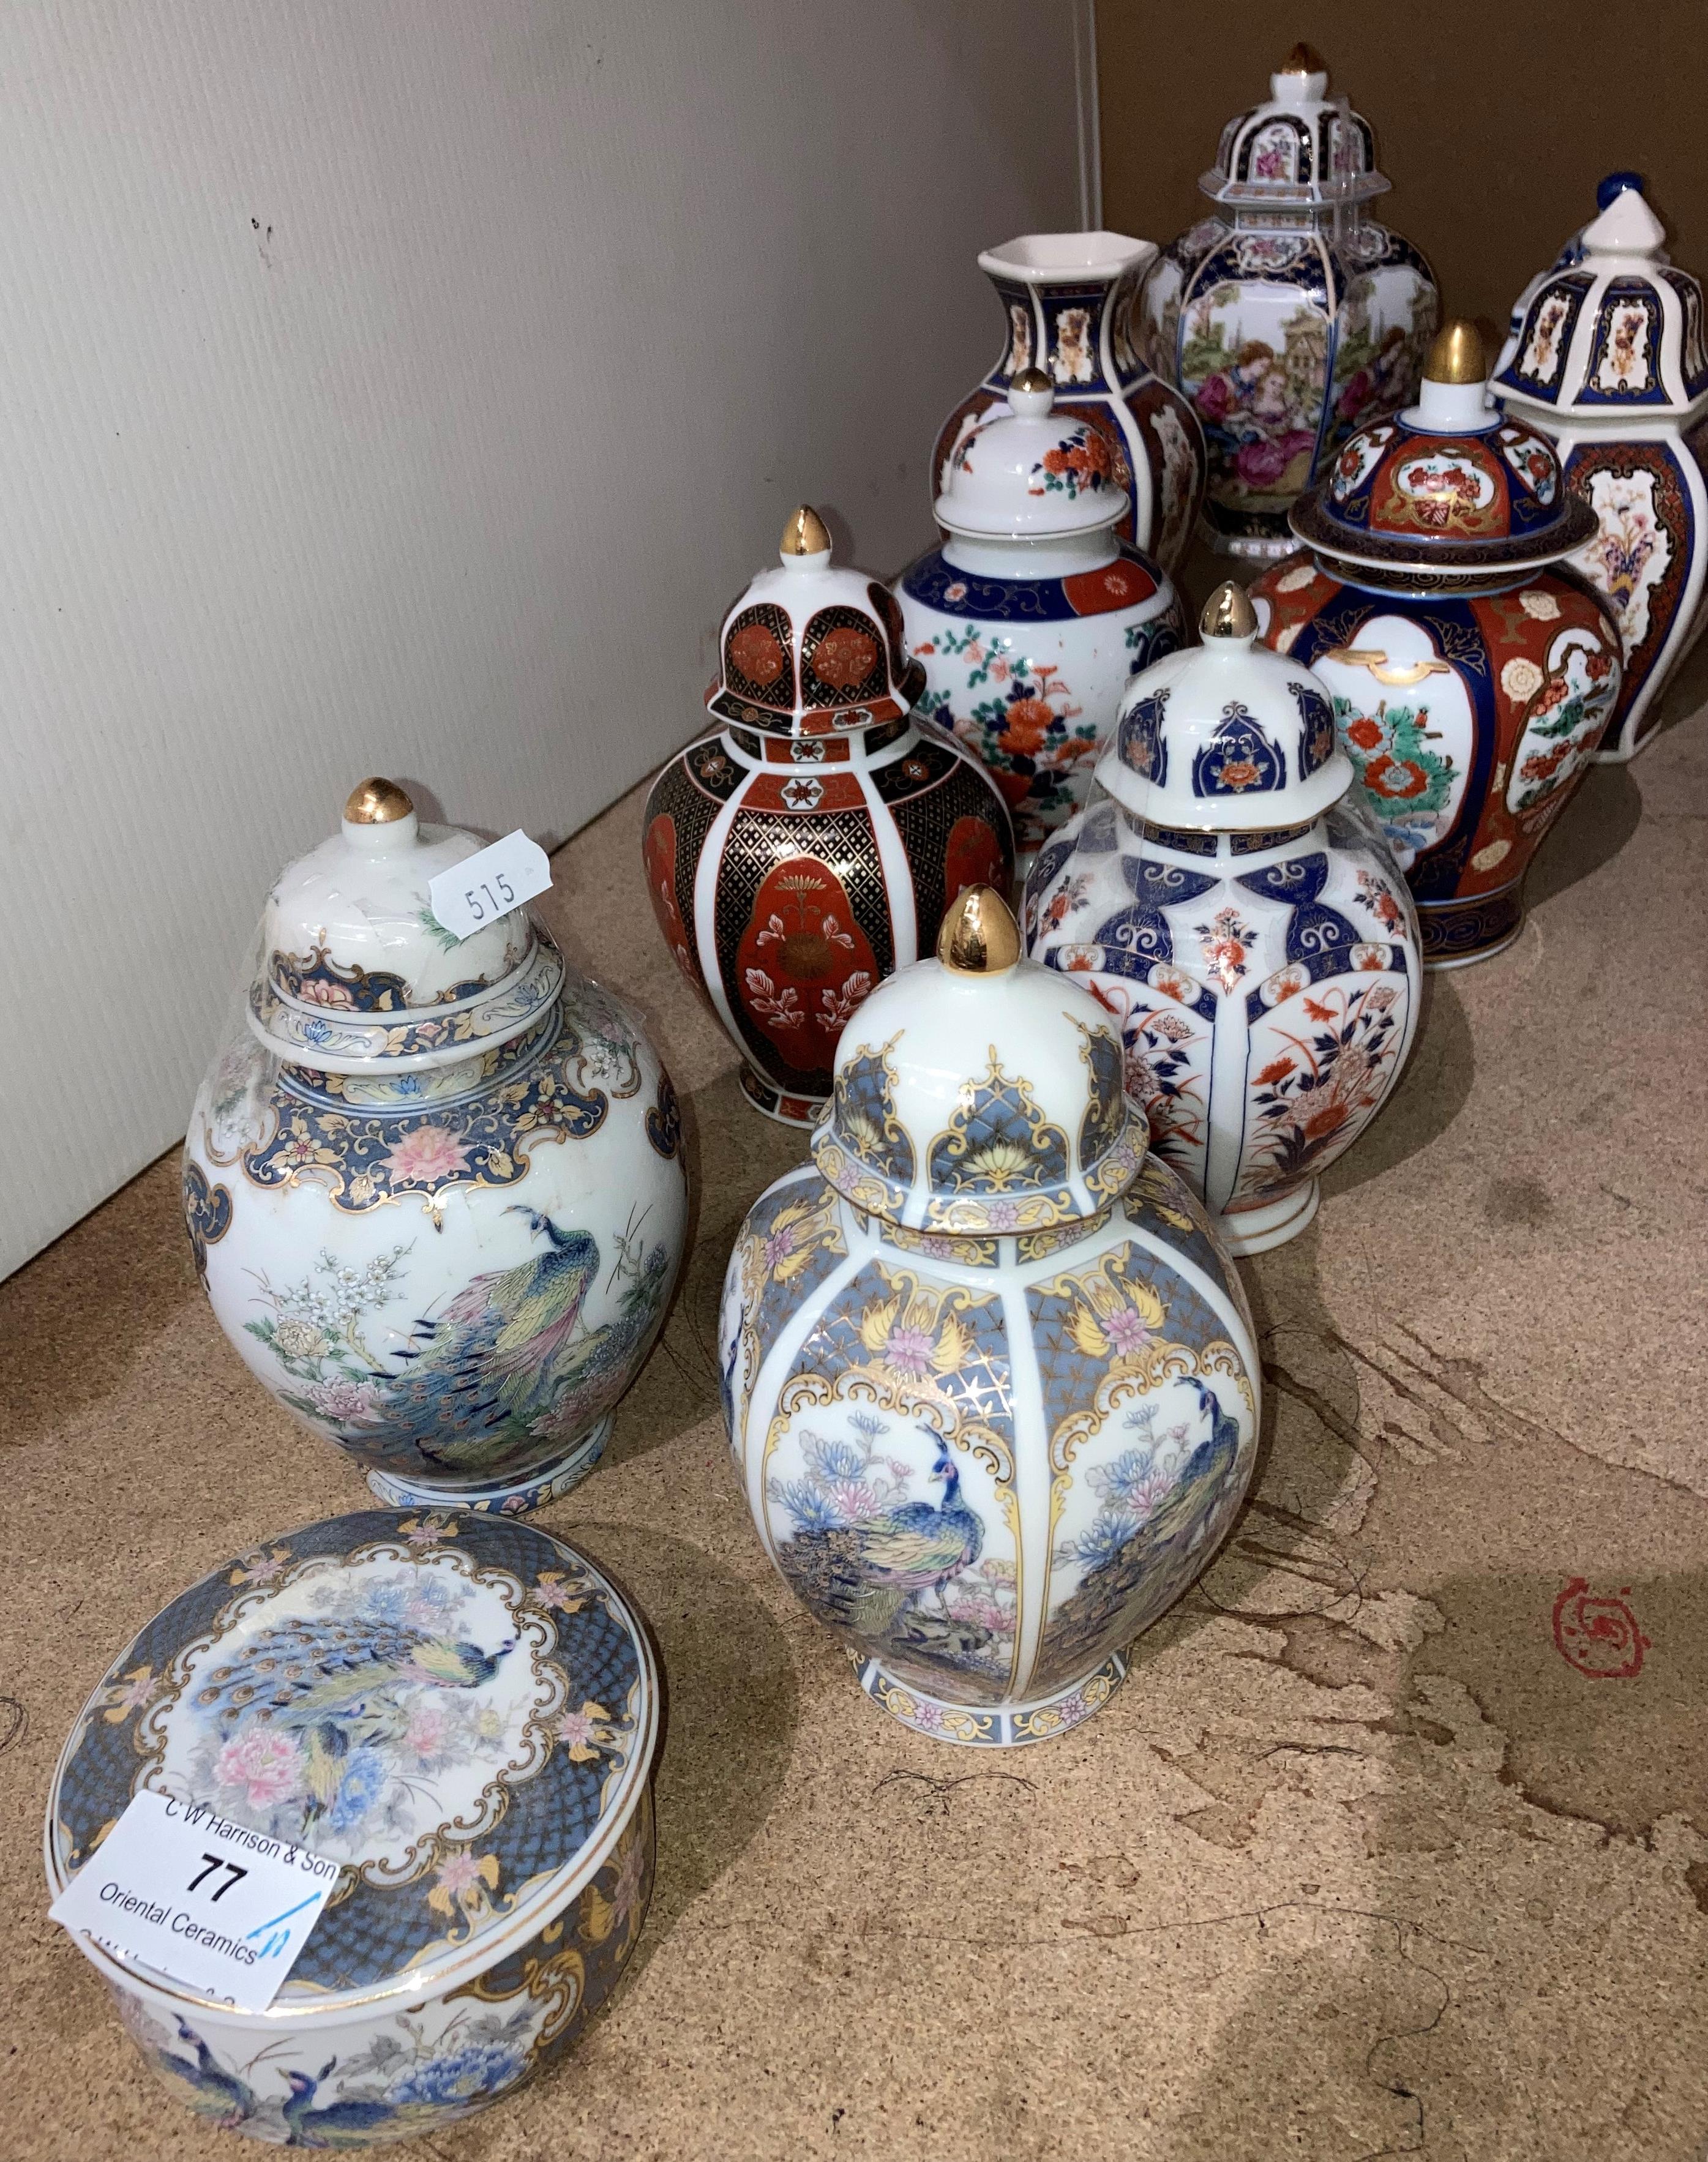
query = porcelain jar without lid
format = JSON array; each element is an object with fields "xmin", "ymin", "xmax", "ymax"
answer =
[
  {"xmin": 1024, "ymin": 583, "xmax": 1421, "ymax": 1256},
  {"xmin": 896, "ymin": 372, "xmax": 1186, "ymax": 873},
  {"xmin": 1141, "ymin": 43, "xmax": 1439, "ymax": 561},
  {"xmin": 931, "ymin": 231, "xmax": 1208, "ymax": 581},
  {"xmin": 1253, "ymin": 321, "xmax": 1624, "ymax": 967},
  {"xmin": 719, "ymin": 886, "xmax": 1260, "ymax": 1748},
  {"xmin": 1495, "ymin": 181, "xmax": 1708, "ymax": 762},
  {"xmin": 44, "ymin": 1508, "xmax": 658, "ymax": 2146},
  {"xmin": 642, "ymin": 507, "xmax": 1013, "ymax": 1127},
  {"xmin": 183, "ymin": 777, "xmax": 687, "ymax": 1514}
]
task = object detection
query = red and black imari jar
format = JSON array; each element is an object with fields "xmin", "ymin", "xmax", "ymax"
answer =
[{"xmin": 642, "ymin": 508, "xmax": 1015, "ymax": 1125}]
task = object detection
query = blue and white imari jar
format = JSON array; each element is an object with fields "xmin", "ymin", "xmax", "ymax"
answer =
[
  {"xmin": 45, "ymin": 1509, "xmax": 659, "ymax": 2146},
  {"xmin": 720, "ymin": 886, "xmax": 1260, "ymax": 1748},
  {"xmin": 1496, "ymin": 180, "xmax": 1708, "ymax": 763},
  {"xmin": 182, "ymin": 779, "xmax": 687, "ymax": 1514},
  {"xmin": 897, "ymin": 370, "xmax": 1186, "ymax": 875},
  {"xmin": 1141, "ymin": 44, "xmax": 1438, "ymax": 561},
  {"xmin": 1025, "ymin": 584, "xmax": 1421, "ymax": 1256}
]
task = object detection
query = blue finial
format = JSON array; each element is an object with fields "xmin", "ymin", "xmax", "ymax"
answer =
[{"xmin": 1597, "ymin": 171, "xmax": 1645, "ymax": 210}]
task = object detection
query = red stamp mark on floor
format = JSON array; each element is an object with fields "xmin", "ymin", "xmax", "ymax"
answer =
[{"xmin": 1552, "ymin": 1577, "xmax": 1649, "ymax": 1678}]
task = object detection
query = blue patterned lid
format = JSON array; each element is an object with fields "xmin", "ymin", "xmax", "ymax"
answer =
[
  {"xmin": 1202, "ymin": 47, "xmax": 1389, "ymax": 211},
  {"xmin": 1098, "ymin": 583, "xmax": 1352, "ymax": 831},
  {"xmin": 45, "ymin": 1510, "xmax": 657, "ymax": 2022}
]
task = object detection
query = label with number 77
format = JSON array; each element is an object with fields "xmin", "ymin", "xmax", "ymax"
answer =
[
  {"xmin": 427, "ymin": 831, "xmax": 552, "ymax": 943},
  {"xmin": 49, "ymin": 1789, "xmax": 340, "ymax": 2012}
]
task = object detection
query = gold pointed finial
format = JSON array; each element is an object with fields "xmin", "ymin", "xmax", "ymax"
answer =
[
  {"xmin": 938, "ymin": 884, "xmax": 1021, "ymax": 974},
  {"xmin": 781, "ymin": 504, "xmax": 831, "ymax": 556},
  {"xmin": 1011, "ymin": 365, "xmax": 1051, "ymax": 394},
  {"xmin": 1200, "ymin": 580, "xmax": 1258, "ymax": 640},
  {"xmin": 1424, "ymin": 319, "xmax": 1485, "ymax": 385},
  {"xmin": 1281, "ymin": 40, "xmax": 1325, "ymax": 73},
  {"xmin": 343, "ymin": 776, "xmax": 414, "ymax": 824}
]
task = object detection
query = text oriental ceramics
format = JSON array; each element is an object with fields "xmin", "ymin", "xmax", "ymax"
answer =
[
  {"xmin": 183, "ymin": 778, "xmax": 687, "ymax": 1513},
  {"xmin": 1025, "ymin": 583, "xmax": 1421, "ymax": 1256},
  {"xmin": 931, "ymin": 232, "xmax": 1208, "ymax": 580},
  {"xmin": 642, "ymin": 507, "xmax": 1014, "ymax": 1126},
  {"xmin": 896, "ymin": 370, "xmax": 1186, "ymax": 873},
  {"xmin": 44, "ymin": 1509, "xmax": 659, "ymax": 2146},
  {"xmin": 1141, "ymin": 44, "xmax": 1439, "ymax": 561},
  {"xmin": 1496, "ymin": 179, "xmax": 1708, "ymax": 762},
  {"xmin": 1252, "ymin": 320, "xmax": 1624, "ymax": 967},
  {"xmin": 719, "ymin": 886, "xmax": 1260, "ymax": 1748}
]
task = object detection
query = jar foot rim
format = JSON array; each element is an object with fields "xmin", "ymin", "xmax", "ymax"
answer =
[
  {"xmin": 364, "ymin": 1414, "xmax": 613, "ymax": 1515},
  {"xmin": 738, "ymin": 1065, "xmax": 826, "ymax": 1128},
  {"xmin": 855, "ymin": 1648, "xmax": 1128, "ymax": 1748},
  {"xmin": 1215, "ymin": 1179, "xmax": 1319, "ymax": 1257}
]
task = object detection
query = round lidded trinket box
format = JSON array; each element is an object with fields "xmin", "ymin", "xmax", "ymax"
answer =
[
  {"xmin": 720, "ymin": 887, "xmax": 1260, "ymax": 1748},
  {"xmin": 642, "ymin": 507, "xmax": 1014, "ymax": 1126},
  {"xmin": 897, "ymin": 370, "xmax": 1186, "ymax": 872},
  {"xmin": 45, "ymin": 1509, "xmax": 658, "ymax": 2146},
  {"xmin": 931, "ymin": 231, "xmax": 1208, "ymax": 580},
  {"xmin": 1025, "ymin": 583, "xmax": 1421, "ymax": 1255},
  {"xmin": 184, "ymin": 778, "xmax": 687, "ymax": 1513},
  {"xmin": 1495, "ymin": 179, "xmax": 1708, "ymax": 762},
  {"xmin": 1141, "ymin": 43, "xmax": 1439, "ymax": 561},
  {"xmin": 1253, "ymin": 320, "xmax": 1623, "ymax": 967}
]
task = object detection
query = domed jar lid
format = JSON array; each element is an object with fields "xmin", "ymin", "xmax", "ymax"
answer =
[
  {"xmin": 813, "ymin": 887, "xmax": 1146, "ymax": 1235},
  {"xmin": 1202, "ymin": 45, "xmax": 1389, "ymax": 211},
  {"xmin": 706, "ymin": 506, "xmax": 923, "ymax": 736},
  {"xmin": 934, "ymin": 370, "xmax": 1133, "ymax": 537},
  {"xmin": 1291, "ymin": 320, "xmax": 1596, "ymax": 577},
  {"xmin": 44, "ymin": 1509, "xmax": 658, "ymax": 2025},
  {"xmin": 1096, "ymin": 582, "xmax": 1352, "ymax": 830},
  {"xmin": 1495, "ymin": 182, "xmax": 1708, "ymax": 416},
  {"xmin": 248, "ymin": 778, "xmax": 563, "ymax": 1074}
]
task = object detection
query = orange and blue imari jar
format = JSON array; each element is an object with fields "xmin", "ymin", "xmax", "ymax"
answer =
[
  {"xmin": 720, "ymin": 886, "xmax": 1260, "ymax": 1747},
  {"xmin": 1252, "ymin": 318, "xmax": 1624, "ymax": 967}
]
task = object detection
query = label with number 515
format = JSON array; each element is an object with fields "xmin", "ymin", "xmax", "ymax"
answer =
[
  {"xmin": 49, "ymin": 1789, "xmax": 340, "ymax": 2011},
  {"xmin": 427, "ymin": 830, "xmax": 552, "ymax": 943}
]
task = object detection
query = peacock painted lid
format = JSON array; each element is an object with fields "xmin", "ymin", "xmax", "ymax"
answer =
[
  {"xmin": 44, "ymin": 1509, "xmax": 657, "ymax": 2025},
  {"xmin": 249, "ymin": 779, "xmax": 563, "ymax": 1075},
  {"xmin": 705, "ymin": 506, "xmax": 923, "ymax": 736},
  {"xmin": 1291, "ymin": 320, "xmax": 1595, "ymax": 576},
  {"xmin": 1200, "ymin": 45, "xmax": 1389, "ymax": 211},
  {"xmin": 1496, "ymin": 181, "xmax": 1708, "ymax": 416},
  {"xmin": 934, "ymin": 369, "xmax": 1132, "ymax": 538},
  {"xmin": 1096, "ymin": 582, "xmax": 1352, "ymax": 831},
  {"xmin": 812, "ymin": 885, "xmax": 1147, "ymax": 1235}
]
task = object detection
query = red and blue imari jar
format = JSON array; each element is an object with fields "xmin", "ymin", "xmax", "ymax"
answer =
[
  {"xmin": 897, "ymin": 371, "xmax": 1185, "ymax": 875},
  {"xmin": 1253, "ymin": 320, "xmax": 1624, "ymax": 968},
  {"xmin": 643, "ymin": 508, "xmax": 1013, "ymax": 1126}
]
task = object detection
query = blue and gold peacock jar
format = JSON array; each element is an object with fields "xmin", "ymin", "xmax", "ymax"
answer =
[
  {"xmin": 182, "ymin": 778, "xmax": 687, "ymax": 1514},
  {"xmin": 1141, "ymin": 44, "xmax": 1439, "ymax": 560},
  {"xmin": 45, "ymin": 1508, "xmax": 659, "ymax": 2146},
  {"xmin": 720, "ymin": 886, "xmax": 1260, "ymax": 1748},
  {"xmin": 1025, "ymin": 582, "xmax": 1422, "ymax": 1256},
  {"xmin": 897, "ymin": 370, "xmax": 1186, "ymax": 875}
]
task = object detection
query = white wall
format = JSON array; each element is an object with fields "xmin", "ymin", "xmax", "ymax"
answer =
[{"xmin": 0, "ymin": 1, "xmax": 1092, "ymax": 1277}]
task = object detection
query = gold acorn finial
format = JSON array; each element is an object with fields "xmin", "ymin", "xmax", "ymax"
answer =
[
  {"xmin": 1281, "ymin": 40, "xmax": 1326, "ymax": 73},
  {"xmin": 1425, "ymin": 319, "xmax": 1485, "ymax": 385},
  {"xmin": 1011, "ymin": 365, "xmax": 1052, "ymax": 394},
  {"xmin": 938, "ymin": 885, "xmax": 1021, "ymax": 974},
  {"xmin": 781, "ymin": 504, "xmax": 831, "ymax": 556},
  {"xmin": 343, "ymin": 776, "xmax": 414, "ymax": 824},
  {"xmin": 1200, "ymin": 580, "xmax": 1258, "ymax": 640}
]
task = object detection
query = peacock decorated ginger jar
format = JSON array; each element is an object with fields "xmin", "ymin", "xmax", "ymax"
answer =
[
  {"xmin": 183, "ymin": 778, "xmax": 687, "ymax": 1514},
  {"xmin": 642, "ymin": 507, "xmax": 1013, "ymax": 1127},
  {"xmin": 45, "ymin": 1508, "xmax": 659, "ymax": 2147},
  {"xmin": 1495, "ymin": 179, "xmax": 1708, "ymax": 763},
  {"xmin": 896, "ymin": 370, "xmax": 1186, "ymax": 874},
  {"xmin": 1140, "ymin": 44, "xmax": 1439, "ymax": 561},
  {"xmin": 1252, "ymin": 320, "xmax": 1624, "ymax": 967},
  {"xmin": 1024, "ymin": 582, "xmax": 1421, "ymax": 1256},
  {"xmin": 719, "ymin": 886, "xmax": 1260, "ymax": 1748},
  {"xmin": 931, "ymin": 231, "xmax": 1208, "ymax": 580}
]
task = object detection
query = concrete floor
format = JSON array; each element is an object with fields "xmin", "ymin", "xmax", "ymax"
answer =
[{"xmin": 4, "ymin": 654, "xmax": 1707, "ymax": 2160}]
